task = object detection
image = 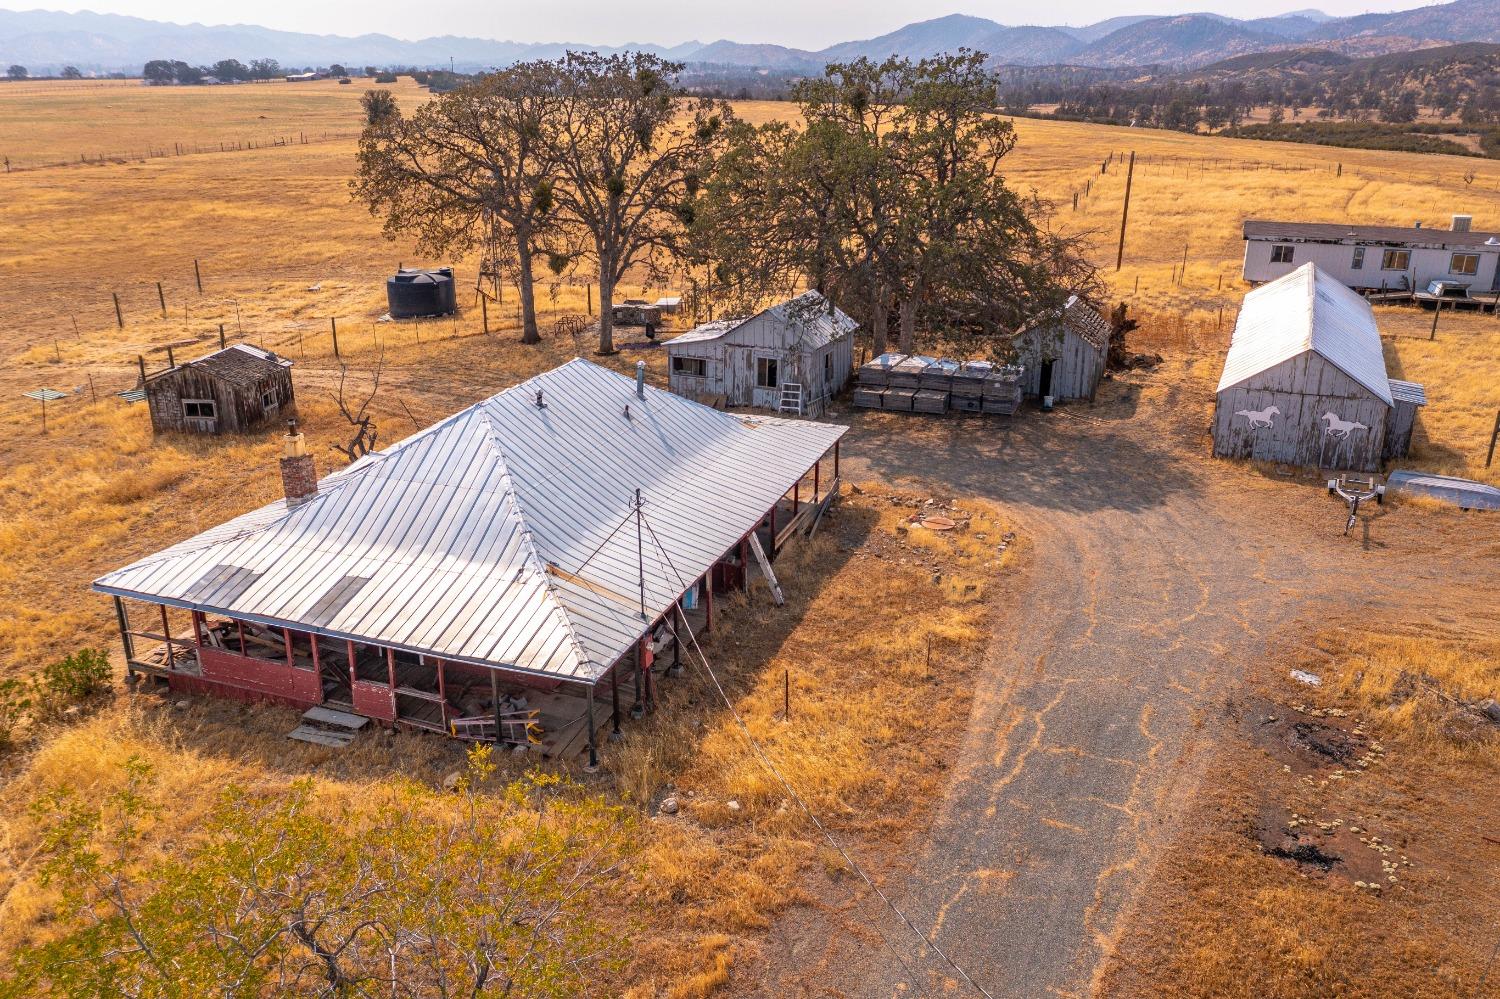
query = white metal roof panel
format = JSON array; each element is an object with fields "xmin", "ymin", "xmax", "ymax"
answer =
[
  {"xmin": 1388, "ymin": 379, "xmax": 1427, "ymax": 405},
  {"xmin": 1218, "ymin": 262, "xmax": 1394, "ymax": 406},
  {"xmin": 95, "ymin": 359, "xmax": 846, "ymax": 682}
]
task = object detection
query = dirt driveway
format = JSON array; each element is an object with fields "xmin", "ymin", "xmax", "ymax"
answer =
[{"xmin": 747, "ymin": 360, "xmax": 1497, "ymax": 998}]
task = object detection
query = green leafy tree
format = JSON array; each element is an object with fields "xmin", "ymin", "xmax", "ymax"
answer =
[
  {"xmin": 143, "ymin": 59, "xmax": 176, "ymax": 85},
  {"xmin": 60, "ymin": 66, "xmax": 83, "ymax": 79},
  {"xmin": 359, "ymin": 87, "xmax": 397, "ymax": 125},
  {"xmin": 211, "ymin": 58, "xmax": 249, "ymax": 82},
  {"xmin": 6, "ymin": 65, "xmax": 27, "ymax": 80},
  {"xmin": 4, "ymin": 748, "xmax": 633, "ymax": 997}
]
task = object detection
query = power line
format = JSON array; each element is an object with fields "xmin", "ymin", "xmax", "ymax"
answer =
[{"xmin": 638, "ymin": 507, "xmax": 996, "ymax": 999}]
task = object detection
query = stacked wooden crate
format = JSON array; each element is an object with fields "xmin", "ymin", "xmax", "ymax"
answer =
[
  {"xmin": 914, "ymin": 358, "xmax": 958, "ymax": 414},
  {"xmin": 951, "ymin": 361, "xmax": 991, "ymax": 414},
  {"xmin": 981, "ymin": 365, "xmax": 1024, "ymax": 415},
  {"xmin": 853, "ymin": 352, "xmax": 906, "ymax": 409},
  {"xmin": 883, "ymin": 354, "xmax": 932, "ymax": 412}
]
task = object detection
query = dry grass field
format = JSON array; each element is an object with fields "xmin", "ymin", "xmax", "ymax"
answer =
[{"xmin": 0, "ymin": 81, "xmax": 1497, "ymax": 994}]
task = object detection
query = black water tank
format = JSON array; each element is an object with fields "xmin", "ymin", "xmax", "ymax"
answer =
[{"xmin": 386, "ymin": 267, "xmax": 456, "ymax": 318}]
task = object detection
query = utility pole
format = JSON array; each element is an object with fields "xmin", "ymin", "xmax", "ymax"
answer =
[{"xmin": 1116, "ymin": 150, "xmax": 1136, "ymax": 271}]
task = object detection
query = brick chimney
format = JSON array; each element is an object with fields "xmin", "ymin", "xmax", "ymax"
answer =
[{"xmin": 280, "ymin": 419, "xmax": 318, "ymax": 505}]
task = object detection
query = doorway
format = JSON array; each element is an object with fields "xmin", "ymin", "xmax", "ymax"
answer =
[{"xmin": 1039, "ymin": 360, "xmax": 1055, "ymax": 399}]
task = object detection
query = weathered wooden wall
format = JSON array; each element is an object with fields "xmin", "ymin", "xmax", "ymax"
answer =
[
  {"xmin": 1212, "ymin": 352, "xmax": 1390, "ymax": 471},
  {"xmin": 1013, "ymin": 324, "xmax": 1105, "ymax": 401},
  {"xmin": 668, "ymin": 318, "xmax": 853, "ymax": 413},
  {"xmin": 146, "ymin": 365, "xmax": 295, "ymax": 434},
  {"xmin": 1383, "ymin": 399, "xmax": 1421, "ymax": 460}
]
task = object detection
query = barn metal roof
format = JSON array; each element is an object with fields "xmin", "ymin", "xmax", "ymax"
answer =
[
  {"xmin": 1244, "ymin": 220, "xmax": 1500, "ymax": 251},
  {"xmin": 1218, "ymin": 262, "xmax": 1394, "ymax": 406},
  {"xmin": 95, "ymin": 359, "xmax": 845, "ymax": 683},
  {"xmin": 667, "ymin": 291, "xmax": 857, "ymax": 350},
  {"xmin": 1388, "ymin": 379, "xmax": 1428, "ymax": 406}
]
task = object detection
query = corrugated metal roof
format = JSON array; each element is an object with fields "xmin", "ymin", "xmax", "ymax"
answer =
[
  {"xmin": 1218, "ymin": 263, "xmax": 1393, "ymax": 406},
  {"xmin": 1388, "ymin": 379, "xmax": 1428, "ymax": 405},
  {"xmin": 95, "ymin": 359, "xmax": 845, "ymax": 683},
  {"xmin": 667, "ymin": 291, "xmax": 857, "ymax": 350},
  {"xmin": 1244, "ymin": 219, "xmax": 1500, "ymax": 251},
  {"xmin": 1387, "ymin": 470, "xmax": 1500, "ymax": 510}
]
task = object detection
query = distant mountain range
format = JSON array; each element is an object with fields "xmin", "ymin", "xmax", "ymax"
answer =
[{"xmin": 3, "ymin": 0, "xmax": 1500, "ymax": 75}]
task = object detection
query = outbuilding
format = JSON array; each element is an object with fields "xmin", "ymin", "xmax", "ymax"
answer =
[
  {"xmin": 1242, "ymin": 215, "xmax": 1500, "ymax": 295},
  {"xmin": 1212, "ymin": 262, "xmax": 1423, "ymax": 472},
  {"xmin": 665, "ymin": 290, "xmax": 857, "ymax": 415},
  {"xmin": 143, "ymin": 343, "xmax": 295, "ymax": 435},
  {"xmin": 1011, "ymin": 295, "xmax": 1110, "ymax": 403}
]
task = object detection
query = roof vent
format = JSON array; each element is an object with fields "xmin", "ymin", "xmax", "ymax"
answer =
[
  {"xmin": 1452, "ymin": 213, "xmax": 1473, "ymax": 232},
  {"xmin": 534, "ymin": 389, "xmax": 546, "ymax": 409}
]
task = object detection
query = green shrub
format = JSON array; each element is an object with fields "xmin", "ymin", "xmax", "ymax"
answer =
[{"xmin": 38, "ymin": 649, "xmax": 111, "ymax": 703}]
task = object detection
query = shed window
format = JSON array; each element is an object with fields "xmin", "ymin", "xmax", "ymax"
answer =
[
  {"xmin": 755, "ymin": 357, "xmax": 779, "ymax": 389},
  {"xmin": 1381, "ymin": 249, "xmax": 1410, "ymax": 270},
  {"xmin": 1451, "ymin": 253, "xmax": 1479, "ymax": 276},
  {"xmin": 182, "ymin": 399, "xmax": 217, "ymax": 419},
  {"xmin": 824, "ymin": 352, "xmax": 833, "ymax": 384},
  {"xmin": 671, "ymin": 356, "xmax": 706, "ymax": 377},
  {"xmin": 261, "ymin": 390, "xmax": 278, "ymax": 410},
  {"xmin": 1351, "ymin": 247, "xmax": 1365, "ymax": 269},
  {"xmin": 1270, "ymin": 245, "xmax": 1294, "ymax": 264}
]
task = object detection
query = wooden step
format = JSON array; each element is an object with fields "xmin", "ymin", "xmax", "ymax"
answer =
[
  {"xmin": 287, "ymin": 724, "xmax": 358, "ymax": 748},
  {"xmin": 302, "ymin": 705, "xmax": 370, "ymax": 730}
]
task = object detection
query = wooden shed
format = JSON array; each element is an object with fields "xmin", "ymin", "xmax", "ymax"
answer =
[
  {"xmin": 144, "ymin": 344, "xmax": 295, "ymax": 435},
  {"xmin": 1212, "ymin": 263, "xmax": 1422, "ymax": 472},
  {"xmin": 1383, "ymin": 379, "xmax": 1427, "ymax": 461},
  {"xmin": 665, "ymin": 291, "xmax": 857, "ymax": 416},
  {"xmin": 1012, "ymin": 296, "xmax": 1109, "ymax": 402}
]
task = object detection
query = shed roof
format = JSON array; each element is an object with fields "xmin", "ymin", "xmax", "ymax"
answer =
[
  {"xmin": 1388, "ymin": 379, "xmax": 1427, "ymax": 406},
  {"xmin": 96, "ymin": 359, "xmax": 845, "ymax": 683},
  {"xmin": 667, "ymin": 290, "xmax": 857, "ymax": 350},
  {"xmin": 1018, "ymin": 295, "xmax": 1111, "ymax": 351},
  {"xmin": 1243, "ymin": 219, "xmax": 1500, "ymax": 251},
  {"xmin": 148, "ymin": 344, "xmax": 292, "ymax": 389},
  {"xmin": 1218, "ymin": 262, "xmax": 1393, "ymax": 406}
]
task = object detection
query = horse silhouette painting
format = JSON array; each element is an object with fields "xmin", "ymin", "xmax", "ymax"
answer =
[
  {"xmin": 1321, "ymin": 412, "xmax": 1369, "ymax": 439},
  {"xmin": 1235, "ymin": 405, "xmax": 1280, "ymax": 429}
]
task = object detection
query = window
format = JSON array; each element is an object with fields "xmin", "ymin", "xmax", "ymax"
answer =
[
  {"xmin": 1270, "ymin": 244, "xmax": 1294, "ymax": 264},
  {"xmin": 1382, "ymin": 249, "xmax": 1410, "ymax": 270},
  {"xmin": 1351, "ymin": 246, "xmax": 1365, "ymax": 270},
  {"xmin": 261, "ymin": 390, "xmax": 279, "ymax": 410},
  {"xmin": 671, "ymin": 356, "xmax": 706, "ymax": 377},
  {"xmin": 1451, "ymin": 253, "xmax": 1479, "ymax": 276},
  {"xmin": 755, "ymin": 356, "xmax": 779, "ymax": 389},
  {"xmin": 182, "ymin": 399, "xmax": 217, "ymax": 419}
]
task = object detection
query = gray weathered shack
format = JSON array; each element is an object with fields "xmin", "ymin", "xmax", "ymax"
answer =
[
  {"xmin": 1384, "ymin": 379, "xmax": 1427, "ymax": 461},
  {"xmin": 1212, "ymin": 263, "xmax": 1422, "ymax": 472},
  {"xmin": 144, "ymin": 344, "xmax": 295, "ymax": 435},
  {"xmin": 665, "ymin": 291, "xmax": 856, "ymax": 415},
  {"xmin": 1011, "ymin": 296, "xmax": 1109, "ymax": 402}
]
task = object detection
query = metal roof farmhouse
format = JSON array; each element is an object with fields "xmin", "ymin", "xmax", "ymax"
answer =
[
  {"xmin": 1212, "ymin": 263, "xmax": 1423, "ymax": 471},
  {"xmin": 97, "ymin": 359, "xmax": 846, "ymax": 762}
]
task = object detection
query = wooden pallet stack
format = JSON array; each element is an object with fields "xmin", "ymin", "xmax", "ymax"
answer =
[
  {"xmin": 981, "ymin": 365, "xmax": 1024, "ymax": 415},
  {"xmin": 951, "ymin": 361, "xmax": 992, "ymax": 414},
  {"xmin": 853, "ymin": 352, "xmax": 904, "ymax": 408},
  {"xmin": 914, "ymin": 358, "xmax": 959, "ymax": 413}
]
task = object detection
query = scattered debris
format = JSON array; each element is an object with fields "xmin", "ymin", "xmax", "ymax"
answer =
[
  {"xmin": 726, "ymin": 799, "xmax": 741, "ymax": 812},
  {"xmin": 1290, "ymin": 669, "xmax": 1323, "ymax": 687},
  {"xmin": 660, "ymin": 796, "xmax": 680, "ymax": 816},
  {"xmin": 307, "ymin": 282, "xmax": 322, "ymax": 292}
]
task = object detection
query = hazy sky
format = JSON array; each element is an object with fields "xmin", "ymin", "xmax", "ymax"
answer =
[{"xmin": 21, "ymin": 0, "xmax": 1423, "ymax": 49}]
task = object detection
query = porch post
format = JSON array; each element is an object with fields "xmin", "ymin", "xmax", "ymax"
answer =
[
  {"xmin": 585, "ymin": 685, "xmax": 599, "ymax": 771},
  {"xmin": 346, "ymin": 640, "xmax": 356, "ymax": 682},
  {"xmin": 668, "ymin": 601, "xmax": 685, "ymax": 678},
  {"xmin": 386, "ymin": 648, "xmax": 397, "ymax": 690},
  {"xmin": 631, "ymin": 645, "xmax": 645, "ymax": 719},
  {"xmin": 236, "ymin": 619, "xmax": 246, "ymax": 656},
  {"xmin": 704, "ymin": 574, "xmax": 714, "ymax": 634},
  {"xmin": 191, "ymin": 610, "xmax": 203, "ymax": 647},
  {"xmin": 491, "ymin": 670, "xmax": 503, "ymax": 743},
  {"xmin": 642, "ymin": 635, "xmax": 655, "ymax": 712},
  {"xmin": 814, "ymin": 459, "xmax": 820, "ymax": 499},
  {"xmin": 436, "ymin": 659, "xmax": 448, "ymax": 729},
  {"xmin": 834, "ymin": 440, "xmax": 840, "ymax": 478},
  {"xmin": 114, "ymin": 597, "xmax": 135, "ymax": 680},
  {"xmin": 609, "ymin": 662, "xmax": 623, "ymax": 740},
  {"xmin": 769, "ymin": 506, "xmax": 777, "ymax": 557},
  {"xmin": 310, "ymin": 635, "xmax": 322, "ymax": 699},
  {"xmin": 160, "ymin": 605, "xmax": 173, "ymax": 668},
  {"xmin": 282, "ymin": 627, "xmax": 293, "ymax": 668},
  {"xmin": 793, "ymin": 480, "xmax": 799, "ymax": 512},
  {"xmin": 739, "ymin": 535, "xmax": 750, "ymax": 592}
]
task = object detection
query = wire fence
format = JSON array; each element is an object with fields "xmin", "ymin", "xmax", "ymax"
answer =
[{"xmin": 2, "ymin": 128, "xmax": 364, "ymax": 173}]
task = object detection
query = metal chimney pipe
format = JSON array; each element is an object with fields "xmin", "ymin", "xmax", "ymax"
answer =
[{"xmin": 635, "ymin": 360, "xmax": 646, "ymax": 399}]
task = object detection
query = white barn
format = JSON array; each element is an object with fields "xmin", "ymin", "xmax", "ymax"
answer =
[
  {"xmin": 1011, "ymin": 295, "xmax": 1110, "ymax": 402},
  {"xmin": 665, "ymin": 291, "xmax": 857, "ymax": 415},
  {"xmin": 1212, "ymin": 262, "xmax": 1423, "ymax": 472},
  {"xmin": 1242, "ymin": 216, "xmax": 1500, "ymax": 294}
]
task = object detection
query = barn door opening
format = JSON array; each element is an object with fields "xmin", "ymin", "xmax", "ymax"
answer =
[{"xmin": 1039, "ymin": 360, "xmax": 1054, "ymax": 399}]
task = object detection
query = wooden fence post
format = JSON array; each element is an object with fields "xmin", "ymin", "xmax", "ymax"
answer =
[
  {"xmin": 1430, "ymin": 301, "xmax": 1441, "ymax": 340},
  {"xmin": 157, "ymin": 281, "xmax": 166, "ymax": 317},
  {"xmin": 331, "ymin": 317, "xmax": 340, "ymax": 359},
  {"xmin": 1115, "ymin": 150, "xmax": 1135, "ymax": 271},
  {"xmin": 114, "ymin": 292, "xmax": 124, "ymax": 328},
  {"xmin": 194, "ymin": 259, "xmax": 203, "ymax": 293},
  {"xmin": 219, "ymin": 323, "xmax": 226, "ymax": 349},
  {"xmin": 1487, "ymin": 410, "xmax": 1500, "ymax": 468},
  {"xmin": 482, "ymin": 295, "xmax": 489, "ymax": 334}
]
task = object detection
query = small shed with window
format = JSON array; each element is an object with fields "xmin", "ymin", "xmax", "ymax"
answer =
[
  {"xmin": 665, "ymin": 291, "xmax": 856, "ymax": 415},
  {"xmin": 144, "ymin": 344, "xmax": 295, "ymax": 435}
]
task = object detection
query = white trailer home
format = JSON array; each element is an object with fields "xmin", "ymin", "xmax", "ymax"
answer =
[
  {"xmin": 1242, "ymin": 215, "xmax": 1500, "ymax": 295},
  {"xmin": 665, "ymin": 291, "xmax": 856, "ymax": 416},
  {"xmin": 1213, "ymin": 262, "xmax": 1424, "ymax": 472}
]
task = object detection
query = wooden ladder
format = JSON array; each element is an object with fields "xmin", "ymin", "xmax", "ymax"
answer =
[{"xmin": 778, "ymin": 381, "xmax": 804, "ymax": 415}]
